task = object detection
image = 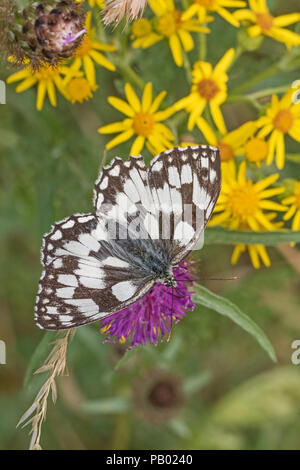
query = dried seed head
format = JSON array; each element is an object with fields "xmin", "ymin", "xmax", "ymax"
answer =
[
  {"xmin": 1, "ymin": 0, "xmax": 86, "ymax": 69},
  {"xmin": 102, "ymin": 0, "xmax": 148, "ymax": 27},
  {"xmin": 133, "ymin": 369, "xmax": 184, "ymax": 424}
]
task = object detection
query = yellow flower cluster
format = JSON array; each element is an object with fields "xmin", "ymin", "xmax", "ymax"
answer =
[{"xmin": 5, "ymin": 0, "xmax": 300, "ymax": 269}]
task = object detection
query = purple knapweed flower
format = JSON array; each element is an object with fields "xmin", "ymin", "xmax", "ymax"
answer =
[{"xmin": 100, "ymin": 261, "xmax": 196, "ymax": 348}]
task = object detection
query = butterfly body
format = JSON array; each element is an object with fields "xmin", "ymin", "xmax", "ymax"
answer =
[{"xmin": 35, "ymin": 146, "xmax": 220, "ymax": 330}]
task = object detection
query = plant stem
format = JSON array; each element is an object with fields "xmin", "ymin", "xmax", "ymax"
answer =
[
  {"xmin": 198, "ymin": 31, "xmax": 207, "ymax": 61},
  {"xmin": 116, "ymin": 61, "xmax": 145, "ymax": 90},
  {"xmin": 230, "ymin": 64, "xmax": 279, "ymax": 95}
]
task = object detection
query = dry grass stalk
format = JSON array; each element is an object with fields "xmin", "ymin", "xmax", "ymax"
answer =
[
  {"xmin": 102, "ymin": 0, "xmax": 147, "ymax": 26},
  {"xmin": 18, "ymin": 329, "xmax": 75, "ymax": 450}
]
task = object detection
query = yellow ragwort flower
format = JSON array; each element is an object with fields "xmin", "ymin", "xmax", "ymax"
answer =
[
  {"xmin": 6, "ymin": 62, "xmax": 81, "ymax": 111},
  {"xmin": 174, "ymin": 48, "xmax": 235, "ymax": 133},
  {"xmin": 210, "ymin": 160, "xmax": 286, "ymax": 230},
  {"xmin": 243, "ymin": 135, "xmax": 269, "ymax": 167},
  {"xmin": 255, "ymin": 90, "xmax": 300, "ymax": 170},
  {"xmin": 98, "ymin": 82, "xmax": 175, "ymax": 155},
  {"xmin": 182, "ymin": 0, "xmax": 246, "ymax": 27},
  {"xmin": 234, "ymin": 0, "xmax": 300, "ymax": 47},
  {"xmin": 72, "ymin": 12, "xmax": 116, "ymax": 85},
  {"xmin": 231, "ymin": 213, "xmax": 283, "ymax": 269},
  {"xmin": 196, "ymin": 117, "xmax": 257, "ymax": 162},
  {"xmin": 131, "ymin": 0, "xmax": 211, "ymax": 67},
  {"xmin": 282, "ymin": 182, "xmax": 300, "ymax": 231},
  {"xmin": 66, "ymin": 77, "xmax": 98, "ymax": 103}
]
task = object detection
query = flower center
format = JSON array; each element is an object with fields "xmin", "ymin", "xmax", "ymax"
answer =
[
  {"xmin": 245, "ymin": 137, "xmax": 268, "ymax": 162},
  {"xmin": 133, "ymin": 112, "xmax": 154, "ymax": 136},
  {"xmin": 132, "ymin": 18, "xmax": 152, "ymax": 37},
  {"xmin": 149, "ymin": 381, "xmax": 179, "ymax": 408},
  {"xmin": 273, "ymin": 109, "xmax": 293, "ymax": 133},
  {"xmin": 228, "ymin": 182, "xmax": 259, "ymax": 218},
  {"xmin": 34, "ymin": 64, "xmax": 56, "ymax": 79},
  {"xmin": 218, "ymin": 140, "xmax": 234, "ymax": 161},
  {"xmin": 75, "ymin": 36, "xmax": 92, "ymax": 57},
  {"xmin": 157, "ymin": 10, "xmax": 182, "ymax": 37},
  {"xmin": 256, "ymin": 12, "xmax": 274, "ymax": 31},
  {"xmin": 197, "ymin": 78, "xmax": 220, "ymax": 100},
  {"xmin": 66, "ymin": 78, "xmax": 96, "ymax": 103},
  {"xmin": 195, "ymin": 0, "xmax": 216, "ymax": 7}
]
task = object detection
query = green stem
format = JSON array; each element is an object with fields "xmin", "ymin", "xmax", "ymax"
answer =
[
  {"xmin": 230, "ymin": 45, "xmax": 244, "ymax": 68},
  {"xmin": 247, "ymin": 85, "xmax": 290, "ymax": 100},
  {"xmin": 115, "ymin": 61, "xmax": 145, "ymax": 90},
  {"xmin": 182, "ymin": 50, "xmax": 192, "ymax": 84},
  {"xmin": 230, "ymin": 63, "xmax": 279, "ymax": 95},
  {"xmin": 286, "ymin": 154, "xmax": 300, "ymax": 163},
  {"xmin": 226, "ymin": 94, "xmax": 262, "ymax": 111},
  {"xmin": 198, "ymin": 31, "xmax": 207, "ymax": 61}
]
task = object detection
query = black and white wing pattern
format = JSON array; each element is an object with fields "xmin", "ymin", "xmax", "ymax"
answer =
[
  {"xmin": 148, "ymin": 145, "xmax": 221, "ymax": 263},
  {"xmin": 35, "ymin": 214, "xmax": 156, "ymax": 330},
  {"xmin": 35, "ymin": 145, "xmax": 220, "ymax": 330}
]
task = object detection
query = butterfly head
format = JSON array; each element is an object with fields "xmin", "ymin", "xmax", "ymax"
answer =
[{"xmin": 160, "ymin": 270, "xmax": 177, "ymax": 288}]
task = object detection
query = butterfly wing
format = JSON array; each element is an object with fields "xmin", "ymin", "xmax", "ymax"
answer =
[
  {"xmin": 148, "ymin": 145, "xmax": 221, "ymax": 264},
  {"xmin": 35, "ymin": 213, "xmax": 154, "ymax": 330}
]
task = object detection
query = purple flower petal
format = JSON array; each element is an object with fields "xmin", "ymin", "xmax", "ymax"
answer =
[{"xmin": 100, "ymin": 261, "xmax": 196, "ymax": 348}]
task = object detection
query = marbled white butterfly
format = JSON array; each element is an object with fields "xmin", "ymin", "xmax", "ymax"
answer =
[{"xmin": 35, "ymin": 145, "xmax": 221, "ymax": 330}]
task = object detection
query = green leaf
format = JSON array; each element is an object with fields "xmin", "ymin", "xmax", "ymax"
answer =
[
  {"xmin": 23, "ymin": 331, "xmax": 57, "ymax": 389},
  {"xmin": 81, "ymin": 397, "xmax": 131, "ymax": 414},
  {"xmin": 205, "ymin": 226, "xmax": 300, "ymax": 245},
  {"xmin": 194, "ymin": 285, "xmax": 276, "ymax": 362}
]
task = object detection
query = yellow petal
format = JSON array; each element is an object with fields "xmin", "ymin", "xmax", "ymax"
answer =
[
  {"xmin": 248, "ymin": 245, "xmax": 260, "ymax": 269},
  {"xmin": 108, "ymin": 97, "xmax": 135, "ymax": 117},
  {"xmin": 83, "ymin": 55, "xmax": 96, "ymax": 85},
  {"xmin": 169, "ymin": 34, "xmax": 183, "ymax": 67},
  {"xmin": 89, "ymin": 50, "xmax": 116, "ymax": 71},
  {"xmin": 292, "ymin": 211, "xmax": 300, "ymax": 230},
  {"xmin": 195, "ymin": 117, "xmax": 218, "ymax": 145},
  {"xmin": 7, "ymin": 68, "xmax": 31, "ymax": 84},
  {"xmin": 259, "ymin": 200, "xmax": 286, "ymax": 212},
  {"xmin": 105, "ymin": 129, "xmax": 135, "ymax": 149},
  {"xmin": 254, "ymin": 173, "xmax": 279, "ymax": 192},
  {"xmin": 217, "ymin": 7, "xmax": 240, "ymax": 27},
  {"xmin": 15, "ymin": 76, "xmax": 37, "ymax": 92},
  {"xmin": 209, "ymin": 101, "xmax": 227, "ymax": 134},
  {"xmin": 46, "ymin": 80, "xmax": 57, "ymax": 107},
  {"xmin": 274, "ymin": 13, "xmax": 300, "ymax": 27},
  {"xmin": 125, "ymin": 83, "xmax": 141, "ymax": 113},
  {"xmin": 214, "ymin": 48, "xmax": 235, "ymax": 76},
  {"xmin": 149, "ymin": 91, "xmax": 166, "ymax": 114},
  {"xmin": 36, "ymin": 81, "xmax": 47, "ymax": 111},
  {"xmin": 98, "ymin": 121, "xmax": 129, "ymax": 134},
  {"xmin": 130, "ymin": 135, "xmax": 145, "ymax": 155},
  {"xmin": 178, "ymin": 30, "xmax": 194, "ymax": 52},
  {"xmin": 142, "ymin": 83, "xmax": 152, "ymax": 112},
  {"xmin": 275, "ymin": 131, "xmax": 285, "ymax": 169}
]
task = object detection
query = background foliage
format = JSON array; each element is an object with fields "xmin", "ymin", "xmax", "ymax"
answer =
[{"xmin": 0, "ymin": 0, "xmax": 300, "ymax": 450}]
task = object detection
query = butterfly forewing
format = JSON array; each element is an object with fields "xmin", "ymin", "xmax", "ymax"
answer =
[
  {"xmin": 35, "ymin": 214, "xmax": 155, "ymax": 329},
  {"xmin": 35, "ymin": 146, "xmax": 220, "ymax": 330}
]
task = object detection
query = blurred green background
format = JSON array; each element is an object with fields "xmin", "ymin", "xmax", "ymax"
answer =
[{"xmin": 1, "ymin": 0, "xmax": 300, "ymax": 450}]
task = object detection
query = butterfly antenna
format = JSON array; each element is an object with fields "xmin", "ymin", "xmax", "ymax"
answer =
[
  {"xmin": 197, "ymin": 277, "xmax": 239, "ymax": 281},
  {"xmin": 167, "ymin": 286, "xmax": 174, "ymax": 343}
]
